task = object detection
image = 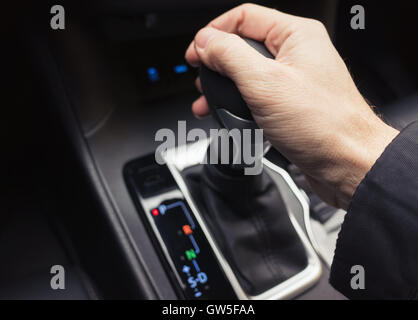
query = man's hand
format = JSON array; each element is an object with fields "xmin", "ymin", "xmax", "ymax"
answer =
[{"xmin": 185, "ymin": 3, "xmax": 399, "ymax": 209}]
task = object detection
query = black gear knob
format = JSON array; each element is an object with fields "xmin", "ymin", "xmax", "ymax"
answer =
[
  {"xmin": 199, "ymin": 38, "xmax": 274, "ymax": 131},
  {"xmin": 199, "ymin": 38, "xmax": 274, "ymax": 175}
]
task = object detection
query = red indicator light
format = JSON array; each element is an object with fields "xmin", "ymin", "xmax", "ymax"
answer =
[
  {"xmin": 152, "ymin": 208, "xmax": 159, "ymax": 216},
  {"xmin": 182, "ymin": 225, "xmax": 193, "ymax": 235}
]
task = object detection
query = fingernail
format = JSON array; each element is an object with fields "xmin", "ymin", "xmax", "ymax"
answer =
[{"xmin": 195, "ymin": 27, "xmax": 218, "ymax": 50}]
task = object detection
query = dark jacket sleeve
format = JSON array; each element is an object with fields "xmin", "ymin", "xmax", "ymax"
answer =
[{"xmin": 329, "ymin": 121, "xmax": 418, "ymax": 299}]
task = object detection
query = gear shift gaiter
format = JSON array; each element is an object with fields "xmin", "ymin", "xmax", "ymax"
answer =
[{"xmin": 183, "ymin": 162, "xmax": 307, "ymax": 296}]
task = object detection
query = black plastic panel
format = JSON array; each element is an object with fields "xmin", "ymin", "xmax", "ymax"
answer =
[{"xmin": 124, "ymin": 155, "xmax": 237, "ymax": 300}]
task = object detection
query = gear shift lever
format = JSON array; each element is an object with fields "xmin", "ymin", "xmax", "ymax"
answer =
[
  {"xmin": 200, "ymin": 38, "xmax": 273, "ymax": 171},
  {"xmin": 183, "ymin": 38, "xmax": 307, "ymax": 296}
]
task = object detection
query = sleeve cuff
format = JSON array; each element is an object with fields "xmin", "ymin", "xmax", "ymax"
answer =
[{"xmin": 329, "ymin": 121, "xmax": 418, "ymax": 299}]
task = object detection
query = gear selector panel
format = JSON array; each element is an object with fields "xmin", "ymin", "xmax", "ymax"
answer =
[{"xmin": 124, "ymin": 155, "xmax": 237, "ymax": 300}]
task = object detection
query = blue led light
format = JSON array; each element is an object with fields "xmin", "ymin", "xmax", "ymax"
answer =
[
  {"xmin": 158, "ymin": 204, "xmax": 167, "ymax": 215},
  {"xmin": 192, "ymin": 259, "xmax": 200, "ymax": 272},
  {"xmin": 188, "ymin": 276, "xmax": 198, "ymax": 288},
  {"xmin": 182, "ymin": 265, "xmax": 191, "ymax": 274},
  {"xmin": 189, "ymin": 234, "xmax": 200, "ymax": 254},
  {"xmin": 147, "ymin": 67, "xmax": 159, "ymax": 82},
  {"xmin": 174, "ymin": 64, "xmax": 188, "ymax": 74},
  {"xmin": 197, "ymin": 272, "xmax": 208, "ymax": 284}
]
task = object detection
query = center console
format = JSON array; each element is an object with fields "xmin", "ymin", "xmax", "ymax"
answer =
[{"xmin": 124, "ymin": 139, "xmax": 322, "ymax": 299}]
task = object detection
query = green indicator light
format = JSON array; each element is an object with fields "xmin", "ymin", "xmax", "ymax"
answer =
[{"xmin": 185, "ymin": 249, "xmax": 196, "ymax": 261}]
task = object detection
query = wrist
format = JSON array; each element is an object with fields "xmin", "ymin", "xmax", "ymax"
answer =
[{"xmin": 335, "ymin": 118, "xmax": 399, "ymax": 209}]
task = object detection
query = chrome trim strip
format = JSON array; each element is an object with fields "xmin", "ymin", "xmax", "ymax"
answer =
[{"xmin": 263, "ymin": 159, "xmax": 334, "ymax": 268}]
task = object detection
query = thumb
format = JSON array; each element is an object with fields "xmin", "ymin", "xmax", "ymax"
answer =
[{"xmin": 194, "ymin": 27, "xmax": 273, "ymax": 84}]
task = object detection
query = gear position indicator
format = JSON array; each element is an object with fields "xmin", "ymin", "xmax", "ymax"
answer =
[
  {"xmin": 150, "ymin": 198, "xmax": 236, "ymax": 299},
  {"xmin": 124, "ymin": 156, "xmax": 237, "ymax": 299}
]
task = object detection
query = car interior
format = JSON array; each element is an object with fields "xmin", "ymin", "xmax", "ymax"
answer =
[{"xmin": 2, "ymin": 0, "xmax": 418, "ymax": 300}]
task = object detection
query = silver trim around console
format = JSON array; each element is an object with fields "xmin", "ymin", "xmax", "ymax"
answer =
[{"xmin": 161, "ymin": 139, "xmax": 322, "ymax": 300}]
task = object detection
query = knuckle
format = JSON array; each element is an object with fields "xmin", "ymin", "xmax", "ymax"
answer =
[
  {"xmin": 206, "ymin": 35, "xmax": 229, "ymax": 59},
  {"xmin": 306, "ymin": 18, "xmax": 326, "ymax": 31},
  {"xmin": 238, "ymin": 3, "xmax": 257, "ymax": 11},
  {"xmin": 207, "ymin": 33, "xmax": 239, "ymax": 59}
]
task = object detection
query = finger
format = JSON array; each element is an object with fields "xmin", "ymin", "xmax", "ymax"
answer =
[
  {"xmin": 193, "ymin": 27, "xmax": 274, "ymax": 82},
  {"xmin": 185, "ymin": 40, "xmax": 200, "ymax": 67},
  {"xmin": 186, "ymin": 4, "xmax": 299, "ymax": 66},
  {"xmin": 208, "ymin": 3, "xmax": 302, "ymax": 56},
  {"xmin": 192, "ymin": 95, "xmax": 210, "ymax": 118}
]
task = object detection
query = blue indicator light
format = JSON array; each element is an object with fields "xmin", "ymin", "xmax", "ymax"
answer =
[
  {"xmin": 189, "ymin": 234, "xmax": 200, "ymax": 254},
  {"xmin": 197, "ymin": 272, "xmax": 208, "ymax": 284},
  {"xmin": 147, "ymin": 67, "xmax": 159, "ymax": 82},
  {"xmin": 174, "ymin": 64, "xmax": 188, "ymax": 74},
  {"xmin": 188, "ymin": 276, "xmax": 197, "ymax": 288},
  {"xmin": 158, "ymin": 204, "xmax": 167, "ymax": 215},
  {"xmin": 192, "ymin": 259, "xmax": 200, "ymax": 272},
  {"xmin": 194, "ymin": 292, "xmax": 202, "ymax": 298},
  {"xmin": 182, "ymin": 265, "xmax": 191, "ymax": 274}
]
